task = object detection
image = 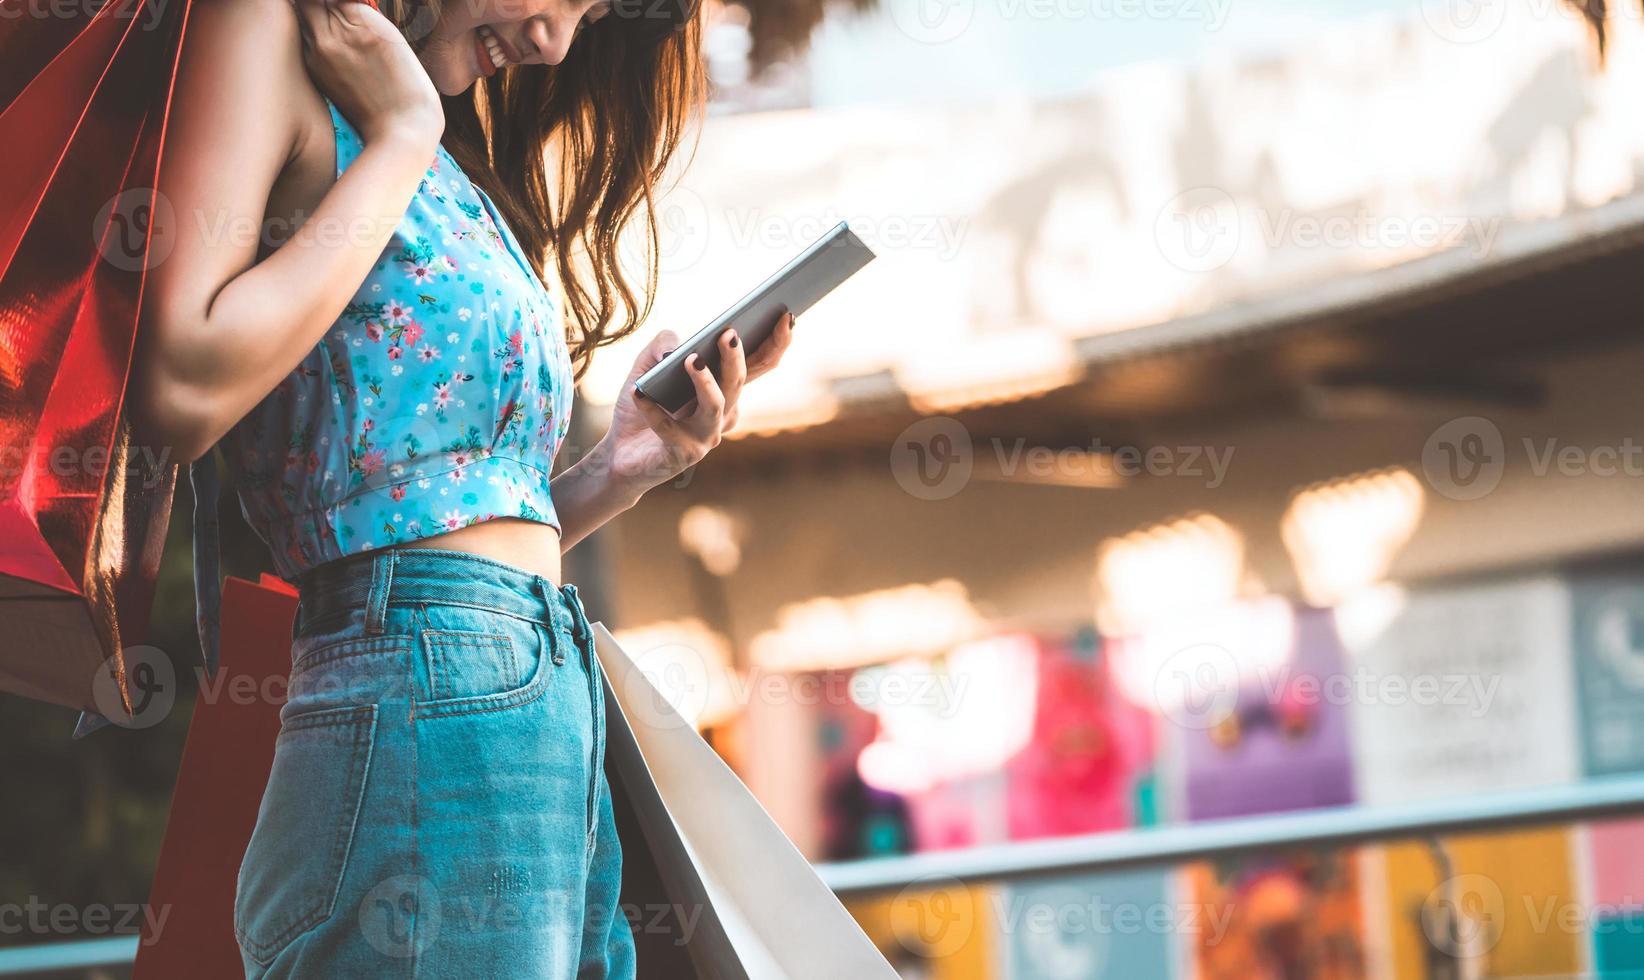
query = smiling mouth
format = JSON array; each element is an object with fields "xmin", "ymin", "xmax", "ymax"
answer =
[{"xmin": 476, "ymin": 24, "xmax": 513, "ymax": 74}]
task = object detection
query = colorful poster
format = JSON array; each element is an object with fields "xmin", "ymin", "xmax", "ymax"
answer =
[
  {"xmin": 1587, "ymin": 819, "xmax": 1644, "ymax": 977},
  {"xmin": 999, "ymin": 870, "xmax": 1175, "ymax": 979},
  {"xmin": 1187, "ymin": 850, "xmax": 1366, "ymax": 979},
  {"xmin": 1006, "ymin": 630, "xmax": 1156, "ymax": 839},
  {"xmin": 1181, "ymin": 606, "xmax": 1357, "ymax": 820},
  {"xmin": 1375, "ymin": 828, "xmax": 1582, "ymax": 979},
  {"xmin": 1342, "ymin": 574, "xmax": 1581, "ymax": 805},
  {"xmin": 843, "ymin": 880, "xmax": 1002, "ymax": 980},
  {"xmin": 1569, "ymin": 567, "xmax": 1644, "ymax": 777}
]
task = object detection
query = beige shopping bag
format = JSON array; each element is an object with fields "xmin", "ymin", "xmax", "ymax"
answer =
[{"xmin": 592, "ymin": 622, "xmax": 899, "ymax": 979}]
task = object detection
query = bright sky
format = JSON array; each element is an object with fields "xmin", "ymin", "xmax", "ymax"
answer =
[{"xmin": 805, "ymin": 0, "xmax": 1433, "ymax": 108}]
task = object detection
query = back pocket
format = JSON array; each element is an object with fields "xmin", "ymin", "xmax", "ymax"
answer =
[{"xmin": 235, "ymin": 704, "xmax": 377, "ymax": 965}]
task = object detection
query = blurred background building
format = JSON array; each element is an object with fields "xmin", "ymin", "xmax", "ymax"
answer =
[{"xmin": 10, "ymin": 0, "xmax": 1644, "ymax": 976}]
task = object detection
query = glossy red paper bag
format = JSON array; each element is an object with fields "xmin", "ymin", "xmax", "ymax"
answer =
[
  {"xmin": 132, "ymin": 573, "xmax": 296, "ymax": 979},
  {"xmin": 0, "ymin": 0, "xmax": 192, "ymax": 714}
]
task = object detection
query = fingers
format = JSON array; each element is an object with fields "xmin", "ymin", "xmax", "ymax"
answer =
[
  {"xmin": 682, "ymin": 351, "xmax": 727, "ymax": 438},
  {"xmin": 628, "ymin": 328, "xmax": 680, "ymax": 383},
  {"xmin": 744, "ymin": 312, "xmax": 795, "ymax": 380},
  {"xmin": 716, "ymin": 326, "xmax": 747, "ymax": 405}
]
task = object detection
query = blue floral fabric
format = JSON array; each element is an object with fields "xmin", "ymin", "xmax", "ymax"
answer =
[
  {"xmin": 223, "ymin": 96, "xmax": 576, "ymax": 579},
  {"xmin": 76, "ymin": 99, "xmax": 577, "ymax": 738}
]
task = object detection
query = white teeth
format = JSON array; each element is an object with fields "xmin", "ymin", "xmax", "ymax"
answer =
[{"xmin": 479, "ymin": 26, "xmax": 507, "ymax": 69}]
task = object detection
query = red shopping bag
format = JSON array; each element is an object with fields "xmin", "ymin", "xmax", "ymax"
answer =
[
  {"xmin": 133, "ymin": 573, "xmax": 296, "ymax": 978},
  {"xmin": 0, "ymin": 0, "xmax": 194, "ymax": 714}
]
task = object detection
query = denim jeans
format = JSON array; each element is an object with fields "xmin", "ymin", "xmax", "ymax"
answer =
[{"xmin": 234, "ymin": 547, "xmax": 636, "ymax": 978}]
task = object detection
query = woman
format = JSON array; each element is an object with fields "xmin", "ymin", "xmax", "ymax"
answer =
[{"xmin": 133, "ymin": 0, "xmax": 795, "ymax": 974}]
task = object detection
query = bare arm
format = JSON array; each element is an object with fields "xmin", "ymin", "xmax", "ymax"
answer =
[{"xmin": 133, "ymin": 0, "xmax": 443, "ymax": 465}]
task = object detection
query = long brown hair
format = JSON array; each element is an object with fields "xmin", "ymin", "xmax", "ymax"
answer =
[
  {"xmin": 379, "ymin": 0, "xmax": 706, "ymax": 382},
  {"xmin": 1571, "ymin": 0, "xmax": 1629, "ymax": 58}
]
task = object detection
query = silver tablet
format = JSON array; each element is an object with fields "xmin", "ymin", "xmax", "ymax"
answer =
[{"xmin": 634, "ymin": 221, "xmax": 876, "ymax": 415}]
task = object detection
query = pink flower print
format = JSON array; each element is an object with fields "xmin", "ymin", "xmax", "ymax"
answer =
[
  {"xmin": 402, "ymin": 322, "xmax": 425, "ymax": 348},
  {"xmin": 441, "ymin": 510, "xmax": 467, "ymax": 531},
  {"xmin": 363, "ymin": 419, "xmax": 375, "ymax": 432},
  {"xmin": 358, "ymin": 449, "xmax": 386, "ymax": 475},
  {"xmin": 408, "ymin": 263, "xmax": 435, "ymax": 285},
  {"xmin": 442, "ymin": 255, "xmax": 459, "ymax": 272},
  {"xmin": 366, "ymin": 322, "xmax": 384, "ymax": 343},
  {"xmin": 433, "ymin": 383, "xmax": 454, "ymax": 411},
  {"xmin": 509, "ymin": 329, "xmax": 525, "ymax": 358},
  {"xmin": 385, "ymin": 300, "xmax": 414, "ymax": 325},
  {"xmin": 447, "ymin": 448, "xmax": 473, "ymax": 471},
  {"xmin": 388, "ymin": 345, "xmax": 403, "ymax": 360},
  {"xmin": 417, "ymin": 343, "xmax": 441, "ymax": 363},
  {"xmin": 390, "ymin": 484, "xmax": 408, "ymax": 502}
]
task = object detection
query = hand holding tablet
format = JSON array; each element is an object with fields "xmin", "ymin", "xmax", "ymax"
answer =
[{"xmin": 634, "ymin": 221, "xmax": 877, "ymax": 415}]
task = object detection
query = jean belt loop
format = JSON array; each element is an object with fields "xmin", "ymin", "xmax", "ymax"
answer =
[
  {"xmin": 365, "ymin": 550, "xmax": 397, "ymax": 636},
  {"xmin": 539, "ymin": 577, "xmax": 565, "ymax": 666},
  {"xmin": 561, "ymin": 582, "xmax": 591, "ymax": 648}
]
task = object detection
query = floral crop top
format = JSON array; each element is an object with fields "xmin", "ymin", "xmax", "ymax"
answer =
[{"xmin": 227, "ymin": 96, "xmax": 574, "ymax": 575}]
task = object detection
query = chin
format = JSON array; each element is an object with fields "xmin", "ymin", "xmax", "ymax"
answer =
[
  {"xmin": 426, "ymin": 60, "xmax": 479, "ymax": 97},
  {"xmin": 417, "ymin": 37, "xmax": 482, "ymax": 97}
]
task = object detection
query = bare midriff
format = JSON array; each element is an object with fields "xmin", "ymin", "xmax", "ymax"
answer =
[{"xmin": 408, "ymin": 516, "xmax": 564, "ymax": 588}]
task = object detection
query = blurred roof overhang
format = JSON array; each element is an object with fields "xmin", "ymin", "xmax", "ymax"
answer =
[{"xmin": 702, "ymin": 191, "xmax": 1644, "ymax": 476}]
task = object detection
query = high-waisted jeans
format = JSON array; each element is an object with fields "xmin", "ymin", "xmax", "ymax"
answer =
[{"xmin": 234, "ymin": 547, "xmax": 636, "ymax": 978}]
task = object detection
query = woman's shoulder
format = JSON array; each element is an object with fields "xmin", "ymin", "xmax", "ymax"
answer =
[{"xmin": 180, "ymin": 0, "xmax": 327, "ymax": 140}]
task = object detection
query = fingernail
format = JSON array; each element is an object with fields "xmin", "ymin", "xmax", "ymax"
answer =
[
  {"xmin": 729, "ymin": 332, "xmax": 740, "ymax": 349},
  {"xmin": 693, "ymin": 355, "xmax": 709, "ymax": 371}
]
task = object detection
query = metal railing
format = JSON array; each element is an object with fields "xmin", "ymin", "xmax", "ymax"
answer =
[
  {"xmin": 7, "ymin": 775, "xmax": 1644, "ymax": 975},
  {"xmin": 815, "ymin": 774, "xmax": 1644, "ymax": 895}
]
